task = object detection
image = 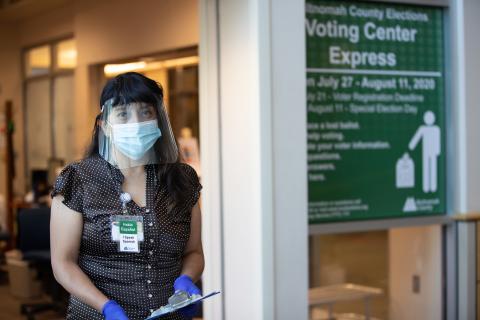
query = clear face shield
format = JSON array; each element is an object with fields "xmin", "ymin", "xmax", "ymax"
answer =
[{"xmin": 98, "ymin": 97, "xmax": 178, "ymax": 169}]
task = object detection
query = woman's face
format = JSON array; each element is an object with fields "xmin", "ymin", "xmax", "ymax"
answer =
[{"xmin": 108, "ymin": 102, "xmax": 157, "ymax": 125}]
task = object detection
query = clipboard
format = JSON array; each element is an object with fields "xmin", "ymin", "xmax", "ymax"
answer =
[{"xmin": 145, "ymin": 291, "xmax": 221, "ymax": 319}]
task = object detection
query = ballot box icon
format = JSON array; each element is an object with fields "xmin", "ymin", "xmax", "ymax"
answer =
[{"xmin": 396, "ymin": 153, "xmax": 414, "ymax": 189}]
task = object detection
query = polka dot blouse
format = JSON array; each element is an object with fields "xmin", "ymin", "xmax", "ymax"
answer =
[{"xmin": 51, "ymin": 155, "xmax": 202, "ymax": 320}]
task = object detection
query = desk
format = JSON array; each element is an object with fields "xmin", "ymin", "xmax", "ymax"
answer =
[{"xmin": 309, "ymin": 283, "xmax": 383, "ymax": 320}]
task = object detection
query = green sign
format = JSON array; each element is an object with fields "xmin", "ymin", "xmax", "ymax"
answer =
[
  {"xmin": 119, "ymin": 221, "xmax": 137, "ymax": 234},
  {"xmin": 306, "ymin": 0, "xmax": 446, "ymax": 223}
]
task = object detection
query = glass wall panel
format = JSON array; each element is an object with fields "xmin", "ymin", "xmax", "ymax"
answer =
[
  {"xmin": 55, "ymin": 39, "xmax": 77, "ymax": 70},
  {"xmin": 309, "ymin": 225, "xmax": 442, "ymax": 320},
  {"xmin": 26, "ymin": 79, "xmax": 51, "ymax": 175},
  {"xmin": 53, "ymin": 75, "xmax": 74, "ymax": 163},
  {"xmin": 24, "ymin": 45, "xmax": 51, "ymax": 77},
  {"xmin": 167, "ymin": 65, "xmax": 199, "ymax": 139}
]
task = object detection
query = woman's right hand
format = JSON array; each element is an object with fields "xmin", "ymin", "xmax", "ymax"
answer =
[{"xmin": 102, "ymin": 300, "xmax": 129, "ymax": 320}]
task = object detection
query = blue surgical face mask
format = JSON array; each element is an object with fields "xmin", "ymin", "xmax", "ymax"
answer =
[{"xmin": 110, "ymin": 120, "xmax": 162, "ymax": 160}]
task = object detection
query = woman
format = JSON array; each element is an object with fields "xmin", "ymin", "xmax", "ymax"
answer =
[{"xmin": 50, "ymin": 72, "xmax": 204, "ymax": 320}]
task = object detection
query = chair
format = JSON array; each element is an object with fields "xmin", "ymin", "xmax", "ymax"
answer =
[{"xmin": 17, "ymin": 208, "xmax": 67, "ymax": 320}]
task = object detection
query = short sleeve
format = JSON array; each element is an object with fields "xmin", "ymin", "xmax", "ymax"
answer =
[
  {"xmin": 51, "ymin": 163, "xmax": 84, "ymax": 213},
  {"xmin": 182, "ymin": 163, "xmax": 202, "ymax": 208}
]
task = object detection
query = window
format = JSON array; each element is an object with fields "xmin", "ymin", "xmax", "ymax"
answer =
[
  {"xmin": 23, "ymin": 38, "xmax": 77, "ymax": 189},
  {"xmin": 54, "ymin": 39, "xmax": 77, "ymax": 70},
  {"xmin": 24, "ymin": 45, "xmax": 51, "ymax": 77}
]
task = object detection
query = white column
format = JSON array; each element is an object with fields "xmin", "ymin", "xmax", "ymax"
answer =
[
  {"xmin": 200, "ymin": 0, "xmax": 308, "ymax": 319},
  {"xmin": 270, "ymin": 0, "xmax": 309, "ymax": 319},
  {"xmin": 217, "ymin": 1, "xmax": 271, "ymax": 318},
  {"xmin": 452, "ymin": 0, "xmax": 480, "ymax": 214},
  {"xmin": 199, "ymin": 0, "xmax": 224, "ymax": 319},
  {"xmin": 451, "ymin": 0, "xmax": 480, "ymax": 318},
  {"xmin": 461, "ymin": 0, "xmax": 480, "ymax": 212}
]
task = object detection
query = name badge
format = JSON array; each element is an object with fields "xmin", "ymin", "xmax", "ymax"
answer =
[
  {"xmin": 119, "ymin": 221, "xmax": 139, "ymax": 252},
  {"xmin": 111, "ymin": 215, "xmax": 144, "ymax": 253}
]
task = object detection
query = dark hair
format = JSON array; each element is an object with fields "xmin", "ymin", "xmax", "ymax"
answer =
[{"xmin": 85, "ymin": 72, "xmax": 189, "ymax": 207}]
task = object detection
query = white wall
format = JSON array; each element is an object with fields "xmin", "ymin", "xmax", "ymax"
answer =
[
  {"xmin": 17, "ymin": 5, "xmax": 74, "ymax": 47},
  {"xmin": 389, "ymin": 226, "xmax": 442, "ymax": 320}
]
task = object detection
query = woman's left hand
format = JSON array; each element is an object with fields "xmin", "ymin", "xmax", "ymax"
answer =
[
  {"xmin": 173, "ymin": 275, "xmax": 201, "ymax": 318},
  {"xmin": 173, "ymin": 274, "xmax": 201, "ymax": 296}
]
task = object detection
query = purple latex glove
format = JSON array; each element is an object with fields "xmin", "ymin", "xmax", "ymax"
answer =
[
  {"xmin": 102, "ymin": 300, "xmax": 129, "ymax": 320},
  {"xmin": 173, "ymin": 275, "xmax": 201, "ymax": 318},
  {"xmin": 174, "ymin": 274, "xmax": 201, "ymax": 295}
]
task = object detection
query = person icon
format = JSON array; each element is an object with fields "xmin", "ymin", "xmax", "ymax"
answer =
[{"xmin": 408, "ymin": 111, "xmax": 441, "ymax": 193}]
